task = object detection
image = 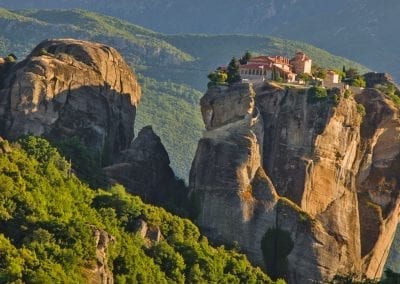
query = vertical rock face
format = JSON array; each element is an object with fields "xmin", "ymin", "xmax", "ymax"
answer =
[
  {"xmin": 104, "ymin": 125, "xmax": 177, "ymax": 204},
  {"xmin": 190, "ymin": 82, "xmax": 400, "ymax": 282},
  {"xmin": 190, "ymin": 83, "xmax": 279, "ymax": 268},
  {"xmin": 0, "ymin": 39, "xmax": 141, "ymax": 162},
  {"xmin": 355, "ymin": 89, "xmax": 400, "ymax": 277},
  {"xmin": 0, "ymin": 38, "xmax": 180, "ymax": 209},
  {"xmin": 85, "ymin": 228, "xmax": 115, "ymax": 284}
]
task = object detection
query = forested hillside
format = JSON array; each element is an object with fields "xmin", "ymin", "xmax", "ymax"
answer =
[{"xmin": 0, "ymin": 136, "xmax": 277, "ymax": 283}]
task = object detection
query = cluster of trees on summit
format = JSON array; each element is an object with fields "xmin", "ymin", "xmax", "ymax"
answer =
[{"xmin": 207, "ymin": 52, "xmax": 252, "ymax": 87}]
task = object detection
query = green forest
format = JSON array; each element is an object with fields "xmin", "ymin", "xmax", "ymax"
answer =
[{"xmin": 0, "ymin": 136, "xmax": 277, "ymax": 283}]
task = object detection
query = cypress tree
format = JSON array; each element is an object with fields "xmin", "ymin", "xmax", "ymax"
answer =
[{"xmin": 227, "ymin": 57, "xmax": 240, "ymax": 84}]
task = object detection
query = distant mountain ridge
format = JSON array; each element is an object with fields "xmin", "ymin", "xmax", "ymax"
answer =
[{"xmin": 0, "ymin": 0, "xmax": 398, "ymax": 81}]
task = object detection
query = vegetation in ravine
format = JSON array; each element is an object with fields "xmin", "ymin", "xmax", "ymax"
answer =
[
  {"xmin": 52, "ymin": 136, "xmax": 109, "ymax": 189},
  {"xmin": 0, "ymin": 136, "xmax": 275, "ymax": 283}
]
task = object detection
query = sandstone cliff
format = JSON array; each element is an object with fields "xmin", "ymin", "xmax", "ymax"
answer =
[
  {"xmin": 190, "ymin": 82, "xmax": 400, "ymax": 282},
  {"xmin": 0, "ymin": 39, "xmax": 141, "ymax": 162},
  {"xmin": 0, "ymin": 38, "xmax": 184, "ymax": 213}
]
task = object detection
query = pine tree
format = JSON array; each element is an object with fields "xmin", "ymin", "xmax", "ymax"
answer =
[
  {"xmin": 239, "ymin": 51, "xmax": 252, "ymax": 65},
  {"xmin": 227, "ymin": 57, "xmax": 241, "ymax": 84}
]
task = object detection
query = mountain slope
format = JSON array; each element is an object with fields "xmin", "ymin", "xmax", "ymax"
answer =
[
  {"xmin": 1, "ymin": 0, "xmax": 398, "ymax": 81},
  {"xmin": 0, "ymin": 136, "xmax": 274, "ymax": 283}
]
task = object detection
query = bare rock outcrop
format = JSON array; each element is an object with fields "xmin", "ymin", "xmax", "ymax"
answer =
[
  {"xmin": 0, "ymin": 38, "xmax": 182, "ymax": 210},
  {"xmin": 104, "ymin": 126, "xmax": 177, "ymax": 204},
  {"xmin": 134, "ymin": 218, "xmax": 162, "ymax": 244},
  {"xmin": 0, "ymin": 136, "xmax": 11, "ymax": 154},
  {"xmin": 84, "ymin": 227, "xmax": 115, "ymax": 284},
  {"xmin": 0, "ymin": 39, "xmax": 141, "ymax": 161},
  {"xmin": 190, "ymin": 82, "xmax": 400, "ymax": 282},
  {"xmin": 363, "ymin": 72, "xmax": 395, "ymax": 88}
]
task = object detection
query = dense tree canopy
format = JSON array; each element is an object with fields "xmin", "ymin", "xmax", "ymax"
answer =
[{"xmin": 0, "ymin": 136, "xmax": 276, "ymax": 283}]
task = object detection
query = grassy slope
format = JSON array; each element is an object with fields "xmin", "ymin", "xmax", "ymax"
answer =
[{"xmin": 0, "ymin": 8, "xmax": 370, "ymax": 180}]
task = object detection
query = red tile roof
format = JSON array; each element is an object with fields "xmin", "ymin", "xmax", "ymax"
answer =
[{"xmin": 239, "ymin": 63, "xmax": 273, "ymax": 69}]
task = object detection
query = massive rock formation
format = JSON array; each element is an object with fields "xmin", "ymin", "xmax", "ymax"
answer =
[
  {"xmin": 190, "ymin": 82, "xmax": 400, "ymax": 282},
  {"xmin": 363, "ymin": 72, "xmax": 395, "ymax": 88},
  {"xmin": 0, "ymin": 39, "xmax": 141, "ymax": 161},
  {"xmin": 0, "ymin": 38, "xmax": 182, "ymax": 210},
  {"xmin": 0, "ymin": 38, "xmax": 186, "ymax": 280}
]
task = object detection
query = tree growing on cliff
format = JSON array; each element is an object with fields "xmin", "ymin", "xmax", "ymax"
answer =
[
  {"xmin": 311, "ymin": 65, "xmax": 327, "ymax": 79},
  {"xmin": 207, "ymin": 70, "xmax": 228, "ymax": 87},
  {"xmin": 307, "ymin": 86, "xmax": 328, "ymax": 103},
  {"xmin": 6, "ymin": 53, "xmax": 17, "ymax": 62},
  {"xmin": 345, "ymin": 67, "xmax": 360, "ymax": 80},
  {"xmin": 297, "ymin": 73, "xmax": 312, "ymax": 84},
  {"xmin": 227, "ymin": 57, "xmax": 241, "ymax": 84},
  {"xmin": 343, "ymin": 67, "xmax": 366, "ymax": 87},
  {"xmin": 351, "ymin": 76, "xmax": 366, "ymax": 88},
  {"xmin": 239, "ymin": 51, "xmax": 252, "ymax": 65}
]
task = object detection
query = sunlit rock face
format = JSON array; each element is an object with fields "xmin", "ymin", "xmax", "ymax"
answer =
[
  {"xmin": 0, "ymin": 39, "xmax": 141, "ymax": 160},
  {"xmin": 190, "ymin": 81, "xmax": 400, "ymax": 282}
]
